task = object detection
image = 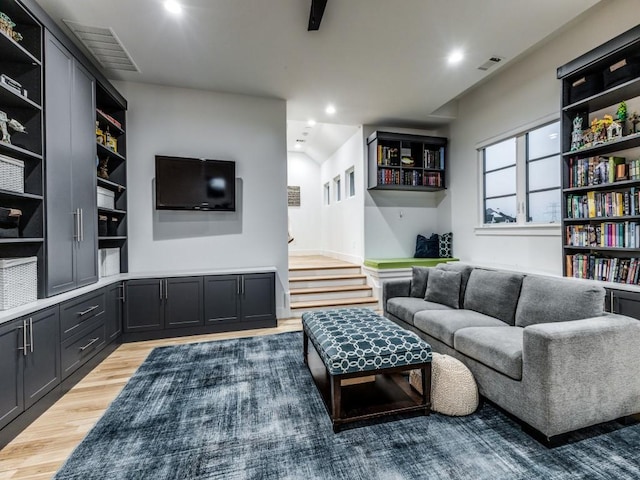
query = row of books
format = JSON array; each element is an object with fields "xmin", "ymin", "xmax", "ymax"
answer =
[
  {"xmin": 377, "ymin": 169, "xmax": 442, "ymax": 187},
  {"xmin": 377, "ymin": 146, "xmax": 400, "ymax": 166},
  {"xmin": 568, "ymin": 156, "xmax": 640, "ymax": 188},
  {"xmin": 566, "ymin": 254, "xmax": 640, "ymax": 284},
  {"xmin": 424, "ymin": 148, "xmax": 444, "ymax": 169},
  {"xmin": 565, "ymin": 222, "xmax": 640, "ymax": 248},
  {"xmin": 566, "ymin": 188, "xmax": 640, "ymax": 218}
]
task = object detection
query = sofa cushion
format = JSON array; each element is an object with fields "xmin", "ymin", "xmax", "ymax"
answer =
[
  {"xmin": 425, "ymin": 269, "xmax": 461, "ymax": 309},
  {"xmin": 515, "ymin": 275, "xmax": 605, "ymax": 328},
  {"xmin": 386, "ymin": 297, "xmax": 453, "ymax": 326},
  {"xmin": 410, "ymin": 266, "xmax": 431, "ymax": 298},
  {"xmin": 436, "ymin": 263, "xmax": 474, "ymax": 308},
  {"xmin": 454, "ymin": 326, "xmax": 524, "ymax": 381},
  {"xmin": 463, "ymin": 269, "xmax": 524, "ymax": 325},
  {"xmin": 413, "ymin": 309, "xmax": 509, "ymax": 347}
]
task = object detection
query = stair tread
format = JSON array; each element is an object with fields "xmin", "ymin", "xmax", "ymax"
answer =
[
  {"xmin": 291, "ymin": 297, "xmax": 379, "ymax": 309},
  {"xmin": 289, "ymin": 264, "xmax": 359, "ymax": 271},
  {"xmin": 290, "ymin": 285, "xmax": 372, "ymax": 295},
  {"xmin": 289, "ymin": 274, "xmax": 366, "ymax": 282}
]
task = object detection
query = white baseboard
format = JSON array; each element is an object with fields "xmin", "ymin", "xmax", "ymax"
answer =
[
  {"xmin": 320, "ymin": 250, "xmax": 363, "ymax": 266},
  {"xmin": 288, "ymin": 249, "xmax": 323, "ymax": 256}
]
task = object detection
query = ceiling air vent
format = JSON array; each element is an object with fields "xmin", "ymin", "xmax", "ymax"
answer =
[
  {"xmin": 477, "ymin": 56, "xmax": 504, "ymax": 71},
  {"xmin": 63, "ymin": 20, "xmax": 140, "ymax": 73}
]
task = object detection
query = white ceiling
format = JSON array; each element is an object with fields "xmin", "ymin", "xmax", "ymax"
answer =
[{"xmin": 35, "ymin": 0, "xmax": 600, "ymax": 161}]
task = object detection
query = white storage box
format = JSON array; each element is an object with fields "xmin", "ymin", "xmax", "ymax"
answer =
[
  {"xmin": 97, "ymin": 186, "xmax": 115, "ymax": 209},
  {"xmin": 0, "ymin": 256, "xmax": 37, "ymax": 310},
  {"xmin": 0, "ymin": 154, "xmax": 24, "ymax": 193},
  {"xmin": 98, "ymin": 248, "xmax": 120, "ymax": 278}
]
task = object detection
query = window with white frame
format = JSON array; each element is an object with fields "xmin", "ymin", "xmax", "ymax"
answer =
[
  {"xmin": 334, "ymin": 175, "xmax": 341, "ymax": 202},
  {"xmin": 481, "ymin": 121, "xmax": 560, "ymax": 225},
  {"xmin": 346, "ymin": 167, "xmax": 355, "ymax": 198},
  {"xmin": 324, "ymin": 182, "xmax": 330, "ymax": 205}
]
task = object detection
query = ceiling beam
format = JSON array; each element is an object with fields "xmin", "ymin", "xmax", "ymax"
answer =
[{"xmin": 307, "ymin": 0, "xmax": 327, "ymax": 31}]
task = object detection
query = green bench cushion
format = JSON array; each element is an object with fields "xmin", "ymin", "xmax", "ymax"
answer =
[{"xmin": 364, "ymin": 258, "xmax": 458, "ymax": 270}]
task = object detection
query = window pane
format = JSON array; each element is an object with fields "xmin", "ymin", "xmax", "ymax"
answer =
[
  {"xmin": 528, "ymin": 122, "xmax": 560, "ymax": 160},
  {"xmin": 528, "ymin": 189, "xmax": 561, "ymax": 223},
  {"xmin": 348, "ymin": 170, "xmax": 355, "ymax": 196},
  {"xmin": 485, "ymin": 138, "xmax": 516, "ymax": 171},
  {"xmin": 485, "ymin": 166, "xmax": 516, "ymax": 198},
  {"xmin": 528, "ymin": 155, "xmax": 560, "ymax": 191},
  {"xmin": 485, "ymin": 196, "xmax": 517, "ymax": 223}
]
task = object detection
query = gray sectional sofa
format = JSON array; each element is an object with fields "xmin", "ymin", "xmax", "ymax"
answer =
[{"xmin": 382, "ymin": 262, "xmax": 640, "ymax": 440}]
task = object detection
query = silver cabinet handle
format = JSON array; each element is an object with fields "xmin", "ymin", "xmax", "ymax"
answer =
[
  {"xmin": 610, "ymin": 291, "xmax": 615, "ymax": 313},
  {"xmin": 73, "ymin": 209, "xmax": 80, "ymax": 242},
  {"xmin": 79, "ymin": 208, "xmax": 84, "ymax": 242},
  {"xmin": 29, "ymin": 317, "xmax": 33, "ymax": 353},
  {"xmin": 165, "ymin": 279, "xmax": 168, "ymax": 300},
  {"xmin": 18, "ymin": 319, "xmax": 28, "ymax": 356},
  {"xmin": 119, "ymin": 283, "xmax": 126, "ymax": 303},
  {"xmin": 236, "ymin": 276, "xmax": 240, "ymax": 295},
  {"xmin": 159, "ymin": 279, "xmax": 163, "ymax": 300},
  {"xmin": 77, "ymin": 305, "xmax": 99, "ymax": 316},
  {"xmin": 242, "ymin": 276, "xmax": 245, "ymax": 295},
  {"xmin": 79, "ymin": 337, "xmax": 99, "ymax": 352}
]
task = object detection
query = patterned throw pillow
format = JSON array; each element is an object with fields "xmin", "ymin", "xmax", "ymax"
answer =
[
  {"xmin": 415, "ymin": 233, "xmax": 439, "ymax": 258},
  {"xmin": 439, "ymin": 232, "xmax": 453, "ymax": 258}
]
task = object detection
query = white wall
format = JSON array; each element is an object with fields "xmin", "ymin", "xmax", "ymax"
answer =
[
  {"xmin": 320, "ymin": 128, "xmax": 365, "ymax": 264},
  {"xmin": 113, "ymin": 81, "xmax": 289, "ymax": 316},
  {"xmin": 447, "ymin": 0, "xmax": 638, "ymax": 274},
  {"xmin": 363, "ymin": 126, "xmax": 448, "ymax": 259},
  {"xmin": 287, "ymin": 152, "xmax": 322, "ymax": 254}
]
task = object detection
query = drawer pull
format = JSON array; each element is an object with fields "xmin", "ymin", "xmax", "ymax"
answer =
[
  {"xmin": 79, "ymin": 337, "xmax": 100, "ymax": 352},
  {"xmin": 77, "ymin": 305, "xmax": 99, "ymax": 316}
]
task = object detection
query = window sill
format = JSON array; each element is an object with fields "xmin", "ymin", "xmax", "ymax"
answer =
[{"xmin": 475, "ymin": 224, "xmax": 561, "ymax": 236}]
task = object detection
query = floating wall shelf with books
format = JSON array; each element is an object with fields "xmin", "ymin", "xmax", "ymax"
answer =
[
  {"xmin": 559, "ymin": 25, "xmax": 640, "ymax": 287},
  {"xmin": 367, "ymin": 131, "xmax": 447, "ymax": 191}
]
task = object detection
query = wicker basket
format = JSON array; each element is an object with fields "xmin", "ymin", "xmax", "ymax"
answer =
[
  {"xmin": 0, "ymin": 154, "xmax": 24, "ymax": 193},
  {"xmin": 0, "ymin": 257, "xmax": 37, "ymax": 310}
]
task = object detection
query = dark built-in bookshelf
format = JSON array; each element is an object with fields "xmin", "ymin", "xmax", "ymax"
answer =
[
  {"xmin": 367, "ymin": 131, "xmax": 447, "ymax": 191},
  {"xmin": 559, "ymin": 26, "xmax": 640, "ymax": 286}
]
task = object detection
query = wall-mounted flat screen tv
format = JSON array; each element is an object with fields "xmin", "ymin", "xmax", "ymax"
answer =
[{"xmin": 155, "ymin": 155, "xmax": 236, "ymax": 211}]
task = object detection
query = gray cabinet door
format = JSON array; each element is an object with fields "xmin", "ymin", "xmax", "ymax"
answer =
[
  {"xmin": 204, "ymin": 275, "xmax": 240, "ymax": 325},
  {"xmin": 124, "ymin": 279, "xmax": 164, "ymax": 332},
  {"xmin": 165, "ymin": 277, "xmax": 204, "ymax": 329},
  {"xmin": 105, "ymin": 283, "xmax": 123, "ymax": 340},
  {"xmin": 0, "ymin": 319, "xmax": 24, "ymax": 430},
  {"xmin": 44, "ymin": 32, "xmax": 75, "ymax": 295},
  {"xmin": 23, "ymin": 307, "xmax": 61, "ymax": 409},
  {"xmin": 241, "ymin": 273, "xmax": 275, "ymax": 323},
  {"xmin": 71, "ymin": 61, "xmax": 98, "ymax": 288},
  {"xmin": 609, "ymin": 289, "xmax": 640, "ymax": 320},
  {"xmin": 44, "ymin": 32, "xmax": 98, "ymax": 295}
]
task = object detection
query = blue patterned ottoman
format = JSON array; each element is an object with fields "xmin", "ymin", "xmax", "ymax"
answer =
[{"xmin": 302, "ymin": 308, "xmax": 432, "ymax": 431}]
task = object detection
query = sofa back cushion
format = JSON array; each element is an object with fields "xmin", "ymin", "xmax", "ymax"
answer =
[
  {"xmin": 424, "ymin": 269, "xmax": 461, "ymax": 309},
  {"xmin": 410, "ymin": 266, "xmax": 431, "ymax": 298},
  {"xmin": 463, "ymin": 269, "xmax": 524, "ymax": 325},
  {"xmin": 436, "ymin": 263, "xmax": 473, "ymax": 308},
  {"xmin": 515, "ymin": 275, "xmax": 605, "ymax": 327}
]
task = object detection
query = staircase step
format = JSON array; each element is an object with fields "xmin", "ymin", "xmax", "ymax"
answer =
[
  {"xmin": 290, "ymin": 285, "xmax": 373, "ymax": 302},
  {"xmin": 289, "ymin": 274, "xmax": 367, "ymax": 288},
  {"xmin": 289, "ymin": 265, "xmax": 361, "ymax": 278},
  {"xmin": 290, "ymin": 297, "xmax": 379, "ymax": 310}
]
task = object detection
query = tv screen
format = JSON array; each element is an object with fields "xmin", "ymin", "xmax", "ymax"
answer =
[{"xmin": 155, "ymin": 156, "xmax": 236, "ymax": 211}]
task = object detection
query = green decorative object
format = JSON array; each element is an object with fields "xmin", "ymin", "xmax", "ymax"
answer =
[{"xmin": 617, "ymin": 101, "xmax": 627, "ymax": 122}]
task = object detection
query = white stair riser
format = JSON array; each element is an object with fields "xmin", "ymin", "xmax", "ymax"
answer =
[
  {"xmin": 290, "ymin": 302, "xmax": 379, "ymax": 318},
  {"xmin": 289, "ymin": 267, "xmax": 361, "ymax": 278},
  {"xmin": 290, "ymin": 289, "xmax": 372, "ymax": 302},
  {"xmin": 289, "ymin": 277, "xmax": 366, "ymax": 289}
]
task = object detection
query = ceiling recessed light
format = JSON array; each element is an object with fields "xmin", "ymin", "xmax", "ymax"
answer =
[
  {"xmin": 325, "ymin": 104, "xmax": 336, "ymax": 115},
  {"xmin": 164, "ymin": 0, "xmax": 182, "ymax": 14},
  {"xmin": 448, "ymin": 49, "xmax": 464, "ymax": 65},
  {"xmin": 307, "ymin": 119, "xmax": 316, "ymax": 126}
]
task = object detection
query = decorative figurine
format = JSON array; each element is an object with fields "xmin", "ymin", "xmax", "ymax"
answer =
[
  {"xmin": 607, "ymin": 119, "xmax": 623, "ymax": 141},
  {"xmin": 571, "ymin": 114, "xmax": 583, "ymax": 151},
  {"xmin": 98, "ymin": 157, "xmax": 109, "ymax": 179},
  {"xmin": 96, "ymin": 120, "xmax": 105, "ymax": 144},
  {"xmin": 0, "ymin": 110, "xmax": 26, "ymax": 144},
  {"xmin": 630, "ymin": 111, "xmax": 640, "ymax": 135}
]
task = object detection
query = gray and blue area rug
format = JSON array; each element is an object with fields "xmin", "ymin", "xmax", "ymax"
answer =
[{"xmin": 55, "ymin": 332, "xmax": 640, "ymax": 479}]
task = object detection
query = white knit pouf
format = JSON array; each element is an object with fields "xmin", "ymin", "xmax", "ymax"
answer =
[{"xmin": 410, "ymin": 352, "xmax": 479, "ymax": 416}]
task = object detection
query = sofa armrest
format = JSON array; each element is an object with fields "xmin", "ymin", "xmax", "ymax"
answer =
[
  {"xmin": 382, "ymin": 279, "xmax": 411, "ymax": 316},
  {"xmin": 522, "ymin": 314, "xmax": 640, "ymax": 437}
]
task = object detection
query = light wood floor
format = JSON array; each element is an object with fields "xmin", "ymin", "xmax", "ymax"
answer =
[
  {"xmin": 0, "ymin": 318, "xmax": 302, "ymax": 480},
  {"xmin": 288, "ymin": 254, "xmax": 357, "ymax": 269}
]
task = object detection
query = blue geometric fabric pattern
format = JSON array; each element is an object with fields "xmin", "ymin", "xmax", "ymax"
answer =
[{"xmin": 302, "ymin": 308, "xmax": 432, "ymax": 375}]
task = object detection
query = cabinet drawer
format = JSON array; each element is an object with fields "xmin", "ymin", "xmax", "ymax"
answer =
[
  {"xmin": 61, "ymin": 318, "xmax": 105, "ymax": 379},
  {"xmin": 60, "ymin": 290, "xmax": 105, "ymax": 340}
]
